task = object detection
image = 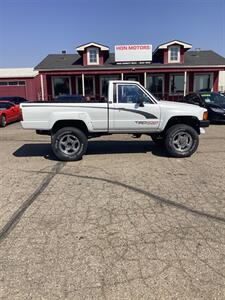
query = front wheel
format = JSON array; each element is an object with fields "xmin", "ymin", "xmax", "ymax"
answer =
[
  {"xmin": 0, "ymin": 115, "xmax": 6, "ymax": 127},
  {"xmin": 165, "ymin": 124, "xmax": 199, "ymax": 158},
  {"xmin": 51, "ymin": 127, "xmax": 88, "ymax": 161}
]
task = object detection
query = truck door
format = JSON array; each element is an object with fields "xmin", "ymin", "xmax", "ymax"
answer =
[{"xmin": 109, "ymin": 83, "xmax": 160, "ymax": 132}]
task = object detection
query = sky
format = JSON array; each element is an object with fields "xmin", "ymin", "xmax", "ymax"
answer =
[{"xmin": 0, "ymin": 0, "xmax": 224, "ymax": 68}]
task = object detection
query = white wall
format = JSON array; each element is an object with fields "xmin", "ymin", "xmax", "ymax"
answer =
[{"xmin": 219, "ymin": 71, "xmax": 225, "ymax": 92}]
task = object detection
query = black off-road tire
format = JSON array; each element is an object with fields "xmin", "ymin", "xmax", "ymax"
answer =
[
  {"xmin": 0, "ymin": 115, "xmax": 6, "ymax": 127},
  {"xmin": 165, "ymin": 124, "xmax": 199, "ymax": 158},
  {"xmin": 51, "ymin": 127, "xmax": 88, "ymax": 161}
]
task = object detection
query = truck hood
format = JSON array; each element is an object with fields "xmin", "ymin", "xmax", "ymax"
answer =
[
  {"xmin": 158, "ymin": 100, "xmax": 202, "ymax": 110},
  {"xmin": 158, "ymin": 100, "xmax": 206, "ymax": 120}
]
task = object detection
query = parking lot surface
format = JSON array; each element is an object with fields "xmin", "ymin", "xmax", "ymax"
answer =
[{"xmin": 1, "ymin": 123, "xmax": 225, "ymax": 299}]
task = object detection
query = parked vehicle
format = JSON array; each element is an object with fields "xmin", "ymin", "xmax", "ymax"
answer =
[
  {"xmin": 20, "ymin": 80, "xmax": 209, "ymax": 161},
  {"xmin": 183, "ymin": 92, "xmax": 225, "ymax": 122},
  {"xmin": 55, "ymin": 95, "xmax": 86, "ymax": 103},
  {"xmin": 0, "ymin": 96, "xmax": 28, "ymax": 106},
  {"xmin": 0, "ymin": 101, "xmax": 21, "ymax": 127}
]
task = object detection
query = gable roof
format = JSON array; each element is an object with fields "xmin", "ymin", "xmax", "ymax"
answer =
[
  {"xmin": 157, "ymin": 40, "xmax": 192, "ymax": 50},
  {"xmin": 76, "ymin": 42, "xmax": 109, "ymax": 51},
  {"xmin": 152, "ymin": 41, "xmax": 192, "ymax": 56}
]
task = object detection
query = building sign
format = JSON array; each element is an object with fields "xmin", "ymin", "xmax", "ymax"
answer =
[{"xmin": 115, "ymin": 44, "xmax": 152, "ymax": 62}]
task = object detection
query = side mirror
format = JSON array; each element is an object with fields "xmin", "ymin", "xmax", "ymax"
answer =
[{"xmin": 137, "ymin": 99, "xmax": 144, "ymax": 107}]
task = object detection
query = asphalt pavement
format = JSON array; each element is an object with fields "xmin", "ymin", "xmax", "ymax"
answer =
[{"xmin": 1, "ymin": 122, "xmax": 225, "ymax": 299}]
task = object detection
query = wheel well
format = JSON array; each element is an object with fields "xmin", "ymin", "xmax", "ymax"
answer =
[
  {"xmin": 52, "ymin": 120, "xmax": 88, "ymax": 135},
  {"xmin": 164, "ymin": 116, "xmax": 200, "ymax": 134}
]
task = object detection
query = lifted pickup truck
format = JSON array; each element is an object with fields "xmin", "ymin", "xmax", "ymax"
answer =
[{"xmin": 20, "ymin": 81, "xmax": 209, "ymax": 161}]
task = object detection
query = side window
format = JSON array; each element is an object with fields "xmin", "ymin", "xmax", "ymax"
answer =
[{"xmin": 117, "ymin": 85, "xmax": 150, "ymax": 104}]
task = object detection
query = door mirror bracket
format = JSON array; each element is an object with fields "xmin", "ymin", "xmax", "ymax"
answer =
[{"xmin": 137, "ymin": 99, "xmax": 144, "ymax": 107}]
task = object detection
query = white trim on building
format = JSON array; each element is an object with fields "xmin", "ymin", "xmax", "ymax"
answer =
[
  {"xmin": 219, "ymin": 71, "xmax": 225, "ymax": 91},
  {"xmin": 76, "ymin": 42, "xmax": 109, "ymax": 52},
  {"xmin": 87, "ymin": 47, "xmax": 99, "ymax": 65},
  {"xmin": 168, "ymin": 45, "xmax": 181, "ymax": 63},
  {"xmin": 158, "ymin": 40, "xmax": 192, "ymax": 49}
]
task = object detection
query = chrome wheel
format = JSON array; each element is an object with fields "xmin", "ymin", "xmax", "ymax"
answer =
[
  {"xmin": 172, "ymin": 132, "xmax": 193, "ymax": 152},
  {"xmin": 58, "ymin": 134, "xmax": 81, "ymax": 155}
]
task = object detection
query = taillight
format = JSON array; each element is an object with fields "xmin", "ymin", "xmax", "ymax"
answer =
[
  {"xmin": 203, "ymin": 111, "xmax": 208, "ymax": 120},
  {"xmin": 20, "ymin": 107, "xmax": 23, "ymax": 121}
]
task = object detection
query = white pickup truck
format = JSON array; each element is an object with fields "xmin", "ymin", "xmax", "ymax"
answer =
[{"xmin": 20, "ymin": 80, "xmax": 209, "ymax": 161}]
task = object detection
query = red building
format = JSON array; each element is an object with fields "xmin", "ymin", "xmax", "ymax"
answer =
[
  {"xmin": 1, "ymin": 40, "xmax": 225, "ymax": 101},
  {"xmin": 0, "ymin": 68, "xmax": 41, "ymax": 100}
]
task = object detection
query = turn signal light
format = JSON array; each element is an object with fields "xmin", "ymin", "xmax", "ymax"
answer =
[{"xmin": 203, "ymin": 111, "xmax": 208, "ymax": 120}]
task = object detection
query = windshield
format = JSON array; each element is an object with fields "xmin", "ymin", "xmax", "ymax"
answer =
[
  {"xmin": 0, "ymin": 103, "xmax": 9, "ymax": 109},
  {"xmin": 201, "ymin": 93, "xmax": 225, "ymax": 105}
]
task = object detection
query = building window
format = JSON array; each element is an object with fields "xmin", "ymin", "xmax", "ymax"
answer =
[
  {"xmin": 52, "ymin": 76, "xmax": 71, "ymax": 97},
  {"xmin": 9, "ymin": 81, "xmax": 17, "ymax": 86},
  {"xmin": 0, "ymin": 81, "xmax": 25, "ymax": 86},
  {"xmin": 170, "ymin": 74, "xmax": 184, "ymax": 94},
  {"xmin": 194, "ymin": 73, "xmax": 212, "ymax": 92},
  {"xmin": 76, "ymin": 76, "xmax": 95, "ymax": 96},
  {"xmin": 87, "ymin": 47, "xmax": 99, "ymax": 65},
  {"xmin": 146, "ymin": 74, "xmax": 164, "ymax": 99},
  {"xmin": 168, "ymin": 46, "xmax": 180, "ymax": 63},
  {"xmin": 100, "ymin": 75, "xmax": 120, "ymax": 98},
  {"xmin": 124, "ymin": 75, "xmax": 140, "ymax": 82}
]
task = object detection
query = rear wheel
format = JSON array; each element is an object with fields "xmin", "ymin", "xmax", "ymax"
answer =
[
  {"xmin": 51, "ymin": 127, "xmax": 88, "ymax": 161},
  {"xmin": 165, "ymin": 124, "xmax": 199, "ymax": 157},
  {"xmin": 0, "ymin": 115, "xmax": 6, "ymax": 127}
]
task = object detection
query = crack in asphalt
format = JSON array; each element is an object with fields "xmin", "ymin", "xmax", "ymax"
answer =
[
  {"xmin": 1, "ymin": 166, "xmax": 224, "ymax": 243},
  {"xmin": 58, "ymin": 172, "xmax": 225, "ymax": 224},
  {"xmin": 13, "ymin": 168, "xmax": 225, "ymax": 225},
  {"xmin": 0, "ymin": 162, "xmax": 65, "ymax": 242}
]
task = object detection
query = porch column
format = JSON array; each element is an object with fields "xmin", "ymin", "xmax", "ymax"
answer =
[
  {"xmin": 40, "ymin": 74, "xmax": 45, "ymax": 101},
  {"xmin": 213, "ymin": 71, "xmax": 219, "ymax": 92},
  {"xmin": 144, "ymin": 72, "xmax": 147, "ymax": 88},
  {"xmin": 121, "ymin": 73, "xmax": 124, "ymax": 80},
  {"xmin": 184, "ymin": 71, "xmax": 187, "ymax": 96},
  {"xmin": 82, "ymin": 73, "xmax": 85, "ymax": 96}
]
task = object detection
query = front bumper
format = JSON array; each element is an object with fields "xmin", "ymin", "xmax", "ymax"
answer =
[{"xmin": 199, "ymin": 120, "xmax": 210, "ymax": 128}]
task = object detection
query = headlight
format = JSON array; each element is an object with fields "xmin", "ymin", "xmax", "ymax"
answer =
[{"xmin": 211, "ymin": 108, "xmax": 225, "ymax": 114}]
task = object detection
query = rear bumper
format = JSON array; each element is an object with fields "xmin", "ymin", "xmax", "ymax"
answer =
[{"xmin": 199, "ymin": 120, "xmax": 210, "ymax": 128}]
